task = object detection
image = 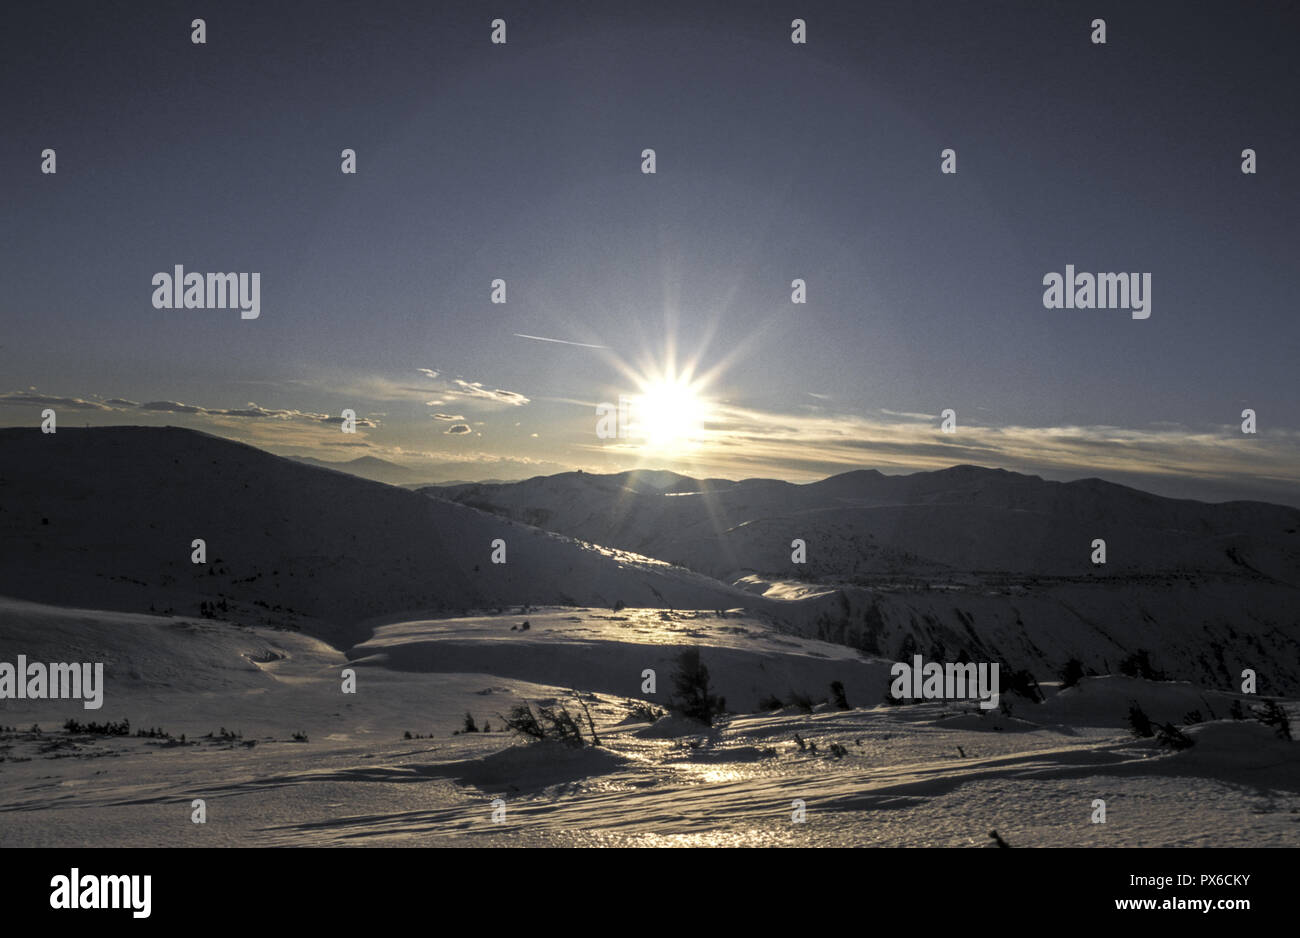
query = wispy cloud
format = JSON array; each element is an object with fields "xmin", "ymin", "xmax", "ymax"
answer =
[
  {"xmin": 446, "ymin": 379, "xmax": 529, "ymax": 406},
  {"xmin": 0, "ymin": 391, "xmax": 114, "ymax": 411},
  {"xmin": 513, "ymin": 333, "xmax": 609, "ymax": 350},
  {"xmin": 2, "ymin": 389, "xmax": 378, "ymax": 428},
  {"xmin": 399, "ymin": 369, "xmax": 532, "ymax": 407},
  {"xmin": 139, "ymin": 400, "xmax": 206, "ymax": 414},
  {"xmin": 878, "ymin": 407, "xmax": 937, "ymax": 421},
  {"xmin": 579, "ymin": 401, "xmax": 1300, "ymax": 501},
  {"xmin": 285, "ymin": 369, "xmax": 531, "ymax": 409}
]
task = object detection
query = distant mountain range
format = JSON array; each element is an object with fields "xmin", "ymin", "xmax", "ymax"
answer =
[
  {"xmin": 289, "ymin": 454, "xmax": 426, "ymax": 485},
  {"xmin": 289, "ymin": 454, "xmax": 509, "ymax": 488}
]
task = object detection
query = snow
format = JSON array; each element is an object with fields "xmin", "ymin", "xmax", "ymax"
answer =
[
  {"xmin": 430, "ymin": 463, "xmax": 1300, "ymax": 693},
  {"xmin": 0, "ymin": 428, "xmax": 1295, "ymax": 847},
  {"xmin": 1, "ymin": 596, "xmax": 1294, "ymax": 847}
]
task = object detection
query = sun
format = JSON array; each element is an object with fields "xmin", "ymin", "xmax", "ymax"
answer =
[{"xmin": 634, "ymin": 375, "xmax": 708, "ymax": 451}]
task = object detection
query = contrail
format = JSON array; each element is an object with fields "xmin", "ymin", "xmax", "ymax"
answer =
[{"xmin": 512, "ymin": 333, "xmax": 609, "ymax": 350}]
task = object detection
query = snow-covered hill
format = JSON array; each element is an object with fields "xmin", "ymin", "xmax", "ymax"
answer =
[
  {"xmin": 3, "ymin": 427, "xmax": 1296, "ymax": 696},
  {"xmin": 0, "ymin": 427, "xmax": 754, "ymax": 648},
  {"xmin": 428, "ymin": 466, "xmax": 1300, "ymax": 694},
  {"xmin": 0, "ymin": 596, "xmax": 1292, "ymax": 847},
  {"xmin": 431, "ymin": 465, "xmax": 1300, "ymax": 582}
]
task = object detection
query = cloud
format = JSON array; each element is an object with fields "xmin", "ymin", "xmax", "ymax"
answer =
[
  {"xmin": 576, "ymin": 399, "xmax": 1300, "ymax": 503},
  {"xmin": 318, "ymin": 414, "xmax": 378, "ymax": 427},
  {"xmin": 431, "ymin": 413, "xmax": 465, "ymax": 421},
  {"xmin": 447, "ymin": 379, "xmax": 529, "ymax": 406},
  {"xmin": 0, "ymin": 391, "xmax": 115, "ymax": 411},
  {"xmin": 878, "ymin": 407, "xmax": 937, "ymax": 421},
  {"xmin": 140, "ymin": 400, "xmax": 206, "ymax": 414},
  {"xmin": 3, "ymin": 388, "xmax": 381, "ymax": 433},
  {"xmin": 444, "ymin": 423, "xmax": 472, "ymax": 435},
  {"xmin": 219, "ymin": 405, "xmax": 327, "ymax": 419},
  {"xmin": 312, "ymin": 370, "xmax": 530, "ymax": 408},
  {"xmin": 134, "ymin": 399, "xmax": 371, "ymax": 426},
  {"xmin": 412, "ymin": 369, "xmax": 530, "ymax": 407}
]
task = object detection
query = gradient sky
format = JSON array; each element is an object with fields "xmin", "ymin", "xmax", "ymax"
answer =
[{"xmin": 3, "ymin": 0, "xmax": 1298, "ymax": 503}]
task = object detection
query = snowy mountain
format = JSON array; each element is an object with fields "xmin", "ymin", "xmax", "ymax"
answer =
[
  {"xmin": 0, "ymin": 429, "xmax": 1295, "ymax": 848},
  {"xmin": 430, "ymin": 465, "xmax": 1300, "ymax": 582},
  {"xmin": 427, "ymin": 466, "xmax": 1300, "ymax": 694},
  {"xmin": 3, "ymin": 426, "xmax": 1296, "ymax": 693},
  {"xmin": 0, "ymin": 427, "xmax": 754, "ymax": 649}
]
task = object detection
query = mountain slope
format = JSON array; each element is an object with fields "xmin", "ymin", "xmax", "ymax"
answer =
[
  {"xmin": 0, "ymin": 427, "xmax": 755, "ymax": 648},
  {"xmin": 430, "ymin": 465, "xmax": 1300, "ymax": 583},
  {"xmin": 289, "ymin": 454, "xmax": 427, "ymax": 485},
  {"xmin": 427, "ymin": 466, "xmax": 1300, "ymax": 693}
]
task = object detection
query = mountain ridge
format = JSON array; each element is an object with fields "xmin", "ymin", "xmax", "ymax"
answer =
[{"xmin": 0, "ymin": 426, "xmax": 756, "ymax": 648}]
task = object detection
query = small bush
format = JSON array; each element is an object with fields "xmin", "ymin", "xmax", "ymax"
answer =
[
  {"xmin": 669, "ymin": 648, "xmax": 724, "ymax": 726},
  {"xmin": 1059, "ymin": 658, "xmax": 1085, "ymax": 689},
  {"xmin": 63, "ymin": 718, "xmax": 132, "ymax": 736},
  {"xmin": 626, "ymin": 701, "xmax": 665, "ymax": 723},
  {"xmin": 1156, "ymin": 722, "xmax": 1194, "ymax": 750},
  {"xmin": 500, "ymin": 703, "xmax": 545, "ymax": 740},
  {"xmin": 756, "ymin": 694, "xmax": 784, "ymax": 712},
  {"xmin": 787, "ymin": 690, "xmax": 815, "ymax": 714},
  {"xmin": 1003, "ymin": 668, "xmax": 1044, "ymax": 703},
  {"xmin": 1252, "ymin": 699, "xmax": 1292, "ymax": 741},
  {"xmin": 1119, "ymin": 650, "xmax": 1166, "ymax": 681},
  {"xmin": 569, "ymin": 690, "xmax": 601, "ymax": 747},
  {"xmin": 463, "ymin": 712, "xmax": 479, "ymax": 733},
  {"xmin": 534, "ymin": 704, "xmax": 585, "ymax": 747},
  {"xmin": 829, "ymin": 681, "xmax": 850, "ymax": 710},
  {"xmin": 1127, "ymin": 702, "xmax": 1154, "ymax": 738},
  {"xmin": 500, "ymin": 701, "xmax": 588, "ymax": 747}
]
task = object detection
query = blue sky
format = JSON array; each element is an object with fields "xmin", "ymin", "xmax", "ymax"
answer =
[{"xmin": 3, "ymin": 1, "xmax": 1297, "ymax": 503}]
